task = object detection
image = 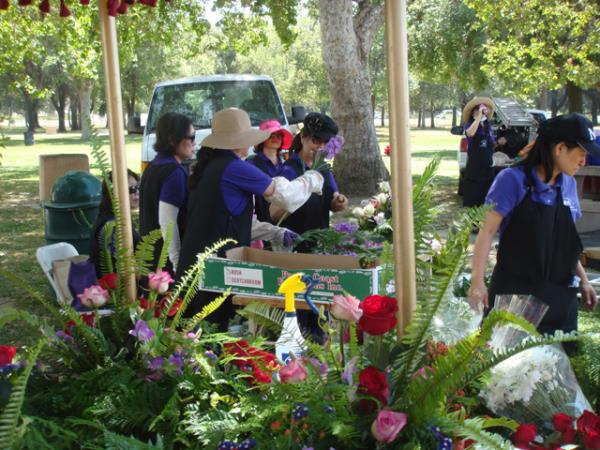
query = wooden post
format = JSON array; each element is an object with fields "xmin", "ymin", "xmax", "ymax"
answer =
[
  {"xmin": 385, "ymin": 0, "xmax": 417, "ymax": 335},
  {"xmin": 98, "ymin": 0, "xmax": 136, "ymax": 302}
]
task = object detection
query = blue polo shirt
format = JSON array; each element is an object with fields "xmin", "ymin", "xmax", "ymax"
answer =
[
  {"xmin": 255, "ymin": 152, "xmax": 283, "ymax": 178},
  {"xmin": 464, "ymin": 119, "xmax": 495, "ymax": 149},
  {"xmin": 152, "ymin": 155, "xmax": 188, "ymax": 208},
  {"xmin": 486, "ymin": 166, "xmax": 581, "ymax": 235},
  {"xmin": 221, "ymin": 151, "xmax": 272, "ymax": 216},
  {"xmin": 280, "ymin": 154, "xmax": 339, "ymax": 193}
]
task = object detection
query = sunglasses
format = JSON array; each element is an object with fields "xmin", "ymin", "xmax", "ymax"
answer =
[
  {"xmin": 184, "ymin": 134, "xmax": 196, "ymax": 142},
  {"xmin": 129, "ymin": 185, "xmax": 140, "ymax": 195}
]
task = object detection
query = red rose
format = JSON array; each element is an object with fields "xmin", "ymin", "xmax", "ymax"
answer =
[
  {"xmin": 553, "ymin": 412, "xmax": 573, "ymax": 433},
  {"xmin": 562, "ymin": 428, "xmax": 576, "ymax": 444},
  {"xmin": 358, "ymin": 365, "xmax": 389, "ymax": 406},
  {"xmin": 577, "ymin": 410, "xmax": 600, "ymax": 435},
  {"xmin": 0, "ymin": 345, "xmax": 17, "ymax": 366},
  {"xmin": 512, "ymin": 423, "xmax": 537, "ymax": 449},
  {"xmin": 80, "ymin": 313, "xmax": 96, "ymax": 328},
  {"xmin": 139, "ymin": 297, "xmax": 149, "ymax": 310},
  {"xmin": 454, "ymin": 439, "xmax": 475, "ymax": 450},
  {"xmin": 159, "ymin": 297, "xmax": 183, "ymax": 317},
  {"xmin": 98, "ymin": 273, "xmax": 118, "ymax": 290},
  {"xmin": 358, "ymin": 295, "xmax": 398, "ymax": 335},
  {"xmin": 584, "ymin": 430, "xmax": 600, "ymax": 450}
]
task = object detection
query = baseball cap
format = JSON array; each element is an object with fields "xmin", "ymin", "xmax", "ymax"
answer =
[
  {"xmin": 538, "ymin": 113, "xmax": 600, "ymax": 158},
  {"xmin": 303, "ymin": 112, "xmax": 339, "ymax": 142}
]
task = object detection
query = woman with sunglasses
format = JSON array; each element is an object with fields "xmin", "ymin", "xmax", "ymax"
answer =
[
  {"xmin": 278, "ymin": 112, "xmax": 348, "ymax": 251},
  {"xmin": 139, "ymin": 112, "xmax": 194, "ymax": 274},
  {"xmin": 248, "ymin": 119, "xmax": 293, "ymax": 224},
  {"xmin": 89, "ymin": 169, "xmax": 141, "ymax": 277}
]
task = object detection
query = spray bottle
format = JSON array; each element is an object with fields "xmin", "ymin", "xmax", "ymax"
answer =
[{"xmin": 275, "ymin": 273, "xmax": 318, "ymax": 364}]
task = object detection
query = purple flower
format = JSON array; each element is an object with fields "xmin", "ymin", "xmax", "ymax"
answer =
[
  {"xmin": 144, "ymin": 370, "xmax": 164, "ymax": 382},
  {"xmin": 129, "ymin": 320, "xmax": 155, "ymax": 343},
  {"xmin": 169, "ymin": 352, "xmax": 184, "ymax": 375},
  {"xmin": 333, "ymin": 222, "xmax": 358, "ymax": 234},
  {"xmin": 342, "ymin": 356, "xmax": 358, "ymax": 384},
  {"xmin": 147, "ymin": 357, "xmax": 164, "ymax": 370},
  {"xmin": 322, "ymin": 135, "xmax": 344, "ymax": 160},
  {"xmin": 205, "ymin": 350, "xmax": 217, "ymax": 361},
  {"xmin": 55, "ymin": 330, "xmax": 74, "ymax": 341},
  {"xmin": 308, "ymin": 357, "xmax": 329, "ymax": 376}
]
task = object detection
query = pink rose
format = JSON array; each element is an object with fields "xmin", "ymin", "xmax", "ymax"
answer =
[
  {"xmin": 371, "ymin": 409, "xmax": 408, "ymax": 443},
  {"xmin": 279, "ymin": 359, "xmax": 307, "ymax": 384},
  {"xmin": 77, "ymin": 285, "xmax": 109, "ymax": 308},
  {"xmin": 148, "ymin": 269, "xmax": 174, "ymax": 294},
  {"xmin": 331, "ymin": 294, "xmax": 363, "ymax": 322}
]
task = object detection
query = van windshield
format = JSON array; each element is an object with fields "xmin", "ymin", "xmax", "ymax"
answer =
[{"xmin": 146, "ymin": 80, "xmax": 286, "ymax": 132}]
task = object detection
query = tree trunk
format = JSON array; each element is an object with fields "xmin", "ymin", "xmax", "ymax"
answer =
[
  {"xmin": 380, "ymin": 105, "xmax": 385, "ymax": 127},
  {"xmin": 417, "ymin": 109, "xmax": 422, "ymax": 128},
  {"xmin": 452, "ymin": 107, "xmax": 457, "ymax": 127},
  {"xmin": 429, "ymin": 101, "xmax": 435, "ymax": 128},
  {"xmin": 51, "ymin": 84, "xmax": 68, "ymax": 132},
  {"xmin": 69, "ymin": 92, "xmax": 80, "ymax": 130},
  {"xmin": 22, "ymin": 92, "xmax": 38, "ymax": 133},
  {"xmin": 318, "ymin": 0, "xmax": 387, "ymax": 196},
  {"xmin": 537, "ymin": 88, "xmax": 548, "ymax": 111},
  {"xmin": 566, "ymin": 81, "xmax": 583, "ymax": 113},
  {"xmin": 80, "ymin": 81, "xmax": 93, "ymax": 140},
  {"xmin": 588, "ymin": 89, "xmax": 599, "ymax": 125}
]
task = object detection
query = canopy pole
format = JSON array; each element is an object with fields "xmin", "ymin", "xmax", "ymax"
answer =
[
  {"xmin": 385, "ymin": 0, "xmax": 417, "ymax": 335},
  {"xmin": 98, "ymin": 0, "xmax": 136, "ymax": 302}
]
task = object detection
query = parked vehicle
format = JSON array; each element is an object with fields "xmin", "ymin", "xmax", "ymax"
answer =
[
  {"xmin": 141, "ymin": 74, "xmax": 305, "ymax": 171},
  {"xmin": 453, "ymin": 98, "xmax": 541, "ymax": 195}
]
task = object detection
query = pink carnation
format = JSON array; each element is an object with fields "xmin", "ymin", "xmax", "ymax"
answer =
[
  {"xmin": 77, "ymin": 285, "xmax": 109, "ymax": 308},
  {"xmin": 279, "ymin": 359, "xmax": 307, "ymax": 384}
]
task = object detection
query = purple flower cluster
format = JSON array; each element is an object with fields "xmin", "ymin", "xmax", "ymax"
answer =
[
  {"xmin": 333, "ymin": 221, "xmax": 358, "ymax": 234},
  {"xmin": 321, "ymin": 135, "xmax": 344, "ymax": 160},
  {"xmin": 217, "ymin": 438, "xmax": 256, "ymax": 449},
  {"xmin": 129, "ymin": 320, "xmax": 155, "ymax": 343}
]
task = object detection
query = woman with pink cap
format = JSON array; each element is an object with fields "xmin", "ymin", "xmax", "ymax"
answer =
[{"xmin": 248, "ymin": 119, "xmax": 294, "ymax": 224}]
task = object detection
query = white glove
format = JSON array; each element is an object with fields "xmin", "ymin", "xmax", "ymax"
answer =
[
  {"xmin": 266, "ymin": 170, "xmax": 324, "ymax": 214},
  {"xmin": 251, "ymin": 216, "xmax": 284, "ymax": 243},
  {"xmin": 158, "ymin": 201, "xmax": 180, "ymax": 272}
]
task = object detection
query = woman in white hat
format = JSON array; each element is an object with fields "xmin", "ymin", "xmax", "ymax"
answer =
[
  {"xmin": 462, "ymin": 97, "xmax": 496, "ymax": 207},
  {"xmin": 177, "ymin": 108, "xmax": 323, "ymax": 328}
]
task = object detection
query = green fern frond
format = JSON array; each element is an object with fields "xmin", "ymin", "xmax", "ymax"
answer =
[
  {"xmin": 102, "ymin": 430, "xmax": 165, "ymax": 449},
  {"xmin": 183, "ymin": 408, "xmax": 239, "ymax": 446},
  {"xmin": 183, "ymin": 290, "xmax": 231, "ymax": 333},
  {"xmin": 0, "ymin": 338, "xmax": 47, "ymax": 449},
  {"xmin": 437, "ymin": 415, "xmax": 515, "ymax": 450},
  {"xmin": 0, "ymin": 269, "xmax": 63, "ymax": 324},
  {"xmin": 235, "ymin": 302, "xmax": 285, "ymax": 334},
  {"xmin": 155, "ymin": 223, "xmax": 173, "ymax": 273},
  {"xmin": 136, "ymin": 229, "xmax": 165, "ymax": 276},
  {"xmin": 165, "ymin": 239, "xmax": 235, "ymax": 330}
]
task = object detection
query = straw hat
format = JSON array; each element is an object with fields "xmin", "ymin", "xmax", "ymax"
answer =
[
  {"xmin": 462, "ymin": 97, "xmax": 494, "ymax": 124},
  {"xmin": 201, "ymin": 108, "xmax": 271, "ymax": 150}
]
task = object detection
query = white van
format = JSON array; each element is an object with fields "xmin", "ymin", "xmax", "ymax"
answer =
[{"xmin": 141, "ymin": 74, "xmax": 305, "ymax": 171}]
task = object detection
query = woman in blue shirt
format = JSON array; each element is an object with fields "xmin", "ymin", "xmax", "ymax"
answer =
[
  {"xmin": 469, "ymin": 113, "xmax": 599, "ymax": 344},
  {"xmin": 462, "ymin": 97, "xmax": 496, "ymax": 207},
  {"xmin": 278, "ymin": 112, "xmax": 348, "ymax": 252}
]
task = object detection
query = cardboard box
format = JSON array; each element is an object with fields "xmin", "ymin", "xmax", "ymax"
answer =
[{"xmin": 200, "ymin": 247, "xmax": 381, "ymax": 304}]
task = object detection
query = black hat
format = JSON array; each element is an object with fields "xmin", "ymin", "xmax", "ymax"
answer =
[
  {"xmin": 538, "ymin": 113, "xmax": 600, "ymax": 158},
  {"xmin": 303, "ymin": 112, "xmax": 338, "ymax": 142}
]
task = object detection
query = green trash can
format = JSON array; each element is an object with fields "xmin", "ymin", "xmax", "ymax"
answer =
[{"xmin": 42, "ymin": 170, "xmax": 102, "ymax": 255}]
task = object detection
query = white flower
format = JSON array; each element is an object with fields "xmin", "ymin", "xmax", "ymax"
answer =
[
  {"xmin": 376, "ymin": 192, "xmax": 388, "ymax": 206},
  {"xmin": 374, "ymin": 212, "xmax": 386, "ymax": 226},
  {"xmin": 363, "ymin": 203, "xmax": 375, "ymax": 217},
  {"xmin": 352, "ymin": 207, "xmax": 365, "ymax": 218},
  {"xmin": 378, "ymin": 181, "xmax": 390, "ymax": 193}
]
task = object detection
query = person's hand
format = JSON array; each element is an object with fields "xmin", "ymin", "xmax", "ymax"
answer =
[
  {"xmin": 282, "ymin": 229, "xmax": 300, "ymax": 248},
  {"xmin": 474, "ymin": 107, "xmax": 483, "ymax": 121},
  {"xmin": 331, "ymin": 193, "xmax": 348, "ymax": 212},
  {"xmin": 579, "ymin": 282, "xmax": 598, "ymax": 311},
  {"xmin": 467, "ymin": 280, "xmax": 488, "ymax": 312}
]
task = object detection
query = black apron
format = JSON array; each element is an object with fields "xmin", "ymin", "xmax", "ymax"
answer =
[
  {"xmin": 463, "ymin": 127, "xmax": 495, "ymax": 207},
  {"xmin": 488, "ymin": 169, "xmax": 583, "ymax": 337}
]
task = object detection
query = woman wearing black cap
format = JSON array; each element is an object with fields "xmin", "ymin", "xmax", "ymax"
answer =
[
  {"xmin": 277, "ymin": 112, "xmax": 349, "ymax": 252},
  {"xmin": 469, "ymin": 113, "xmax": 599, "ymax": 346}
]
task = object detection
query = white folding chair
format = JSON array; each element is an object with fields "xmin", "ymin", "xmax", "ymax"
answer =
[{"xmin": 36, "ymin": 242, "xmax": 79, "ymax": 304}]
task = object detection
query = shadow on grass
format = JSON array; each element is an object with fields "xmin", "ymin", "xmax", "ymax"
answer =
[{"xmin": 412, "ymin": 150, "xmax": 455, "ymax": 159}]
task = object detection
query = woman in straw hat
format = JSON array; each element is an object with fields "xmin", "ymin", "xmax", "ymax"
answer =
[
  {"xmin": 469, "ymin": 113, "xmax": 599, "ymax": 351},
  {"xmin": 462, "ymin": 97, "xmax": 496, "ymax": 207},
  {"xmin": 177, "ymin": 108, "xmax": 324, "ymax": 328}
]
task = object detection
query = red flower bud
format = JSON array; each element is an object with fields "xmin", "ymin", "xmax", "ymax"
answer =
[
  {"xmin": 98, "ymin": 273, "xmax": 118, "ymax": 290},
  {"xmin": 552, "ymin": 412, "xmax": 573, "ymax": 433},
  {"xmin": 18, "ymin": 0, "xmax": 33, "ymax": 6},
  {"xmin": 583, "ymin": 430, "xmax": 600, "ymax": 450},
  {"xmin": 106, "ymin": 0, "xmax": 118, "ymax": 16},
  {"xmin": 0, "ymin": 0, "xmax": 9, "ymax": 9},
  {"xmin": 79, "ymin": 0, "xmax": 89, "ymax": 4},
  {"xmin": 59, "ymin": 0, "xmax": 69, "ymax": 16},
  {"xmin": 0, "ymin": 346, "xmax": 17, "ymax": 366},
  {"xmin": 38, "ymin": 0, "xmax": 49, "ymax": 13},
  {"xmin": 116, "ymin": 0, "xmax": 127, "ymax": 14},
  {"xmin": 512, "ymin": 423, "xmax": 537, "ymax": 449}
]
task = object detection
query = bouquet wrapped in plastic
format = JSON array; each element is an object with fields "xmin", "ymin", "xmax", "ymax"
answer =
[
  {"xmin": 481, "ymin": 295, "xmax": 591, "ymax": 431},
  {"xmin": 431, "ymin": 294, "xmax": 483, "ymax": 345}
]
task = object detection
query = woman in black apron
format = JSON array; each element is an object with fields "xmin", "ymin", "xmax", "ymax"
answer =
[
  {"xmin": 469, "ymin": 113, "xmax": 599, "ymax": 348},
  {"xmin": 462, "ymin": 97, "xmax": 496, "ymax": 207}
]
